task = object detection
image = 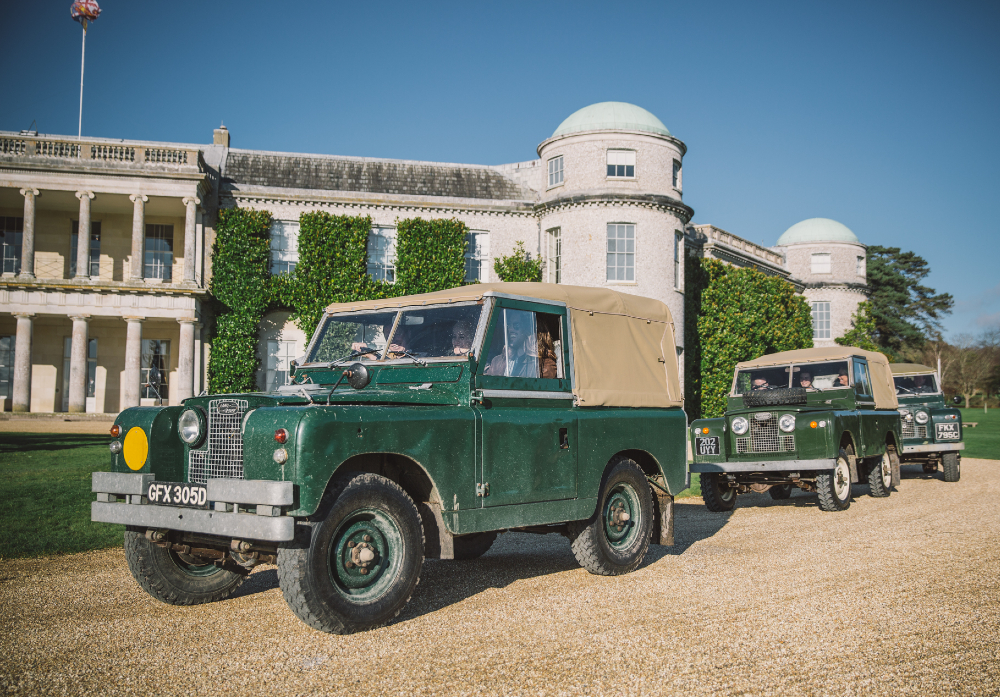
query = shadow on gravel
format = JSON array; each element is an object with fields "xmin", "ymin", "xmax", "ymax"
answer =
[{"xmin": 899, "ymin": 463, "xmax": 944, "ymax": 482}]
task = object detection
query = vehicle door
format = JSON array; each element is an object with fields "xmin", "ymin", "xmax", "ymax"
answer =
[
  {"xmin": 473, "ymin": 299, "xmax": 577, "ymax": 507},
  {"xmin": 852, "ymin": 358, "xmax": 880, "ymax": 458}
]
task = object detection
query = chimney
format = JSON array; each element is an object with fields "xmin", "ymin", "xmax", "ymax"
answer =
[{"xmin": 213, "ymin": 122, "xmax": 230, "ymax": 147}]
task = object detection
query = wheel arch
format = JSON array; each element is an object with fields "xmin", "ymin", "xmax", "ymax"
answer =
[
  {"xmin": 614, "ymin": 448, "xmax": 664, "ymax": 484},
  {"xmin": 326, "ymin": 452, "xmax": 440, "ymax": 509}
]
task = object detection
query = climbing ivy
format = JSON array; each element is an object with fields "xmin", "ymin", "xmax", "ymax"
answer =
[
  {"xmin": 686, "ymin": 259, "xmax": 813, "ymax": 419},
  {"xmin": 396, "ymin": 218, "xmax": 469, "ymax": 294},
  {"xmin": 493, "ymin": 241, "xmax": 543, "ymax": 282}
]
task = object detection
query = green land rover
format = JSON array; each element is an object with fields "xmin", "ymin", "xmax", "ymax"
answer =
[
  {"xmin": 92, "ymin": 283, "xmax": 687, "ymax": 633},
  {"xmin": 690, "ymin": 347, "xmax": 903, "ymax": 512},
  {"xmin": 889, "ymin": 363, "xmax": 963, "ymax": 482}
]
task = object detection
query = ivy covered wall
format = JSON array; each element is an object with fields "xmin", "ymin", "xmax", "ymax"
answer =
[{"xmin": 684, "ymin": 258, "xmax": 814, "ymax": 420}]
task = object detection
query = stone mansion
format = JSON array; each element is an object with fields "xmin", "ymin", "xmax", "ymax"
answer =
[{"xmin": 0, "ymin": 102, "xmax": 867, "ymax": 413}]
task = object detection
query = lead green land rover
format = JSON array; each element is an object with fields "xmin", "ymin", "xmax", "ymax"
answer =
[
  {"xmin": 889, "ymin": 363, "xmax": 963, "ymax": 482},
  {"xmin": 690, "ymin": 347, "xmax": 903, "ymax": 512},
  {"xmin": 92, "ymin": 283, "xmax": 686, "ymax": 633}
]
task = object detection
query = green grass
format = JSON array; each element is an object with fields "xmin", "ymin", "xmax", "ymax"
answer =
[
  {"xmin": 959, "ymin": 408, "xmax": 1000, "ymax": 460},
  {"xmin": 0, "ymin": 433, "xmax": 123, "ymax": 559}
]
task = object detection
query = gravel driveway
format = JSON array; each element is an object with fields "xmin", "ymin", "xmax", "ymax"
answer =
[{"xmin": 2, "ymin": 459, "xmax": 998, "ymax": 696}]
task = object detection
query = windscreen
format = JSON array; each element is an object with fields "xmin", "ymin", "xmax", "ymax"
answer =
[
  {"xmin": 734, "ymin": 360, "xmax": 851, "ymax": 395},
  {"xmin": 309, "ymin": 311, "xmax": 399, "ymax": 363},
  {"xmin": 894, "ymin": 373, "xmax": 939, "ymax": 395},
  {"xmin": 387, "ymin": 304, "xmax": 483, "ymax": 359}
]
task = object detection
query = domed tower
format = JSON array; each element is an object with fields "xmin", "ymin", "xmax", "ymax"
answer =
[
  {"xmin": 775, "ymin": 218, "xmax": 868, "ymax": 348},
  {"xmin": 536, "ymin": 102, "xmax": 693, "ymax": 352}
]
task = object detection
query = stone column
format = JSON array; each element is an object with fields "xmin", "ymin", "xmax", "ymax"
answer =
[
  {"xmin": 123, "ymin": 317, "xmax": 144, "ymax": 409},
  {"xmin": 177, "ymin": 319, "xmax": 197, "ymax": 402},
  {"xmin": 74, "ymin": 191, "xmax": 95, "ymax": 281},
  {"xmin": 129, "ymin": 194, "xmax": 148, "ymax": 282},
  {"xmin": 11, "ymin": 313, "xmax": 34, "ymax": 412},
  {"xmin": 182, "ymin": 197, "xmax": 200, "ymax": 285},
  {"xmin": 18, "ymin": 189, "xmax": 39, "ymax": 279},
  {"xmin": 67, "ymin": 315, "xmax": 90, "ymax": 413}
]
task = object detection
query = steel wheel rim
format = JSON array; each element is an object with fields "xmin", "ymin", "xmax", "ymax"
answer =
[
  {"xmin": 603, "ymin": 482, "xmax": 640, "ymax": 549},
  {"xmin": 719, "ymin": 482, "xmax": 736, "ymax": 503},
  {"xmin": 169, "ymin": 550, "xmax": 221, "ymax": 577},
  {"xmin": 834, "ymin": 459, "xmax": 851, "ymax": 500},
  {"xmin": 881, "ymin": 454, "xmax": 892, "ymax": 488},
  {"xmin": 328, "ymin": 508, "xmax": 402, "ymax": 602}
]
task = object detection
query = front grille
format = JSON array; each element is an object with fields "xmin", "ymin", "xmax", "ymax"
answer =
[
  {"xmin": 188, "ymin": 399, "xmax": 248, "ymax": 484},
  {"xmin": 901, "ymin": 422, "xmax": 927, "ymax": 439},
  {"xmin": 735, "ymin": 416, "xmax": 796, "ymax": 454}
]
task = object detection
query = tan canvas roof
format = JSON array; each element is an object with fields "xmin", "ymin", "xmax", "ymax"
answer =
[
  {"xmin": 889, "ymin": 363, "xmax": 936, "ymax": 376},
  {"xmin": 324, "ymin": 283, "xmax": 681, "ymax": 408},
  {"xmin": 736, "ymin": 346, "xmax": 898, "ymax": 409}
]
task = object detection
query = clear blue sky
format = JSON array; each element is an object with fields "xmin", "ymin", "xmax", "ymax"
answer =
[{"xmin": 3, "ymin": 0, "xmax": 998, "ymax": 338}]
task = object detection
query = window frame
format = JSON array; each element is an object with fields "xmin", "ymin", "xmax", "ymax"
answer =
[
  {"xmin": 144, "ymin": 224, "xmax": 174, "ymax": 281},
  {"xmin": 547, "ymin": 155, "xmax": 564, "ymax": 189},
  {"xmin": 269, "ymin": 220, "xmax": 300, "ymax": 275},
  {"xmin": 811, "ymin": 301, "xmax": 832, "ymax": 339},
  {"xmin": 672, "ymin": 159, "xmax": 682, "ymax": 189},
  {"xmin": 674, "ymin": 230, "xmax": 683, "ymax": 290},
  {"xmin": 140, "ymin": 339, "xmax": 171, "ymax": 400},
  {"xmin": 811, "ymin": 252, "xmax": 832, "ymax": 274},
  {"xmin": 606, "ymin": 149, "xmax": 636, "ymax": 179},
  {"xmin": 1, "ymin": 216, "xmax": 24, "ymax": 275},
  {"xmin": 464, "ymin": 230, "xmax": 490, "ymax": 283},
  {"xmin": 367, "ymin": 225, "xmax": 397, "ymax": 284},
  {"xmin": 546, "ymin": 227, "xmax": 562, "ymax": 284},
  {"xmin": 70, "ymin": 220, "xmax": 102, "ymax": 277},
  {"xmin": 606, "ymin": 223, "xmax": 636, "ymax": 283}
]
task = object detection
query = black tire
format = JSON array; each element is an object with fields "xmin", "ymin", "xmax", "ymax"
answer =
[
  {"xmin": 452, "ymin": 531, "xmax": 498, "ymax": 560},
  {"xmin": 569, "ymin": 458, "xmax": 653, "ymax": 576},
  {"xmin": 123, "ymin": 528, "xmax": 245, "ymax": 605},
  {"xmin": 742, "ymin": 387, "xmax": 808, "ymax": 408},
  {"xmin": 867, "ymin": 452, "xmax": 893, "ymax": 498},
  {"xmin": 277, "ymin": 473, "xmax": 424, "ymax": 634},
  {"xmin": 816, "ymin": 449, "xmax": 852, "ymax": 511},
  {"xmin": 701, "ymin": 473, "xmax": 737, "ymax": 512},
  {"xmin": 768, "ymin": 483, "xmax": 793, "ymax": 500},
  {"xmin": 922, "ymin": 462, "xmax": 938, "ymax": 474},
  {"xmin": 942, "ymin": 452, "xmax": 961, "ymax": 482}
]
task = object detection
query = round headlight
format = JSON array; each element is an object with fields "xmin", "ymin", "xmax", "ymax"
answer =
[
  {"xmin": 779, "ymin": 414, "xmax": 796, "ymax": 432},
  {"xmin": 178, "ymin": 408, "xmax": 204, "ymax": 446},
  {"xmin": 732, "ymin": 417, "xmax": 749, "ymax": 435},
  {"xmin": 915, "ymin": 411, "xmax": 929, "ymax": 424}
]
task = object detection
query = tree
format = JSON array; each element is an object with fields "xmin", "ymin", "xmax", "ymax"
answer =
[
  {"xmin": 835, "ymin": 301, "xmax": 881, "ymax": 354},
  {"xmin": 493, "ymin": 241, "xmax": 543, "ymax": 282},
  {"xmin": 866, "ymin": 246, "xmax": 954, "ymax": 354},
  {"xmin": 949, "ymin": 335, "xmax": 994, "ymax": 409}
]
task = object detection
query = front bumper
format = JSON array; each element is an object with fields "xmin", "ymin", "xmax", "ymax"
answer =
[
  {"xmin": 901, "ymin": 442, "xmax": 965, "ymax": 455},
  {"xmin": 91, "ymin": 472, "xmax": 296, "ymax": 542},
  {"xmin": 690, "ymin": 458, "xmax": 836, "ymax": 474}
]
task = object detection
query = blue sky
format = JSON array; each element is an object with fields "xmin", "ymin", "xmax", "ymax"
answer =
[{"xmin": 3, "ymin": 0, "xmax": 998, "ymax": 338}]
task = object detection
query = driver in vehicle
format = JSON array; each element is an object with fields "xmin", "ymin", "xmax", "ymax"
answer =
[
  {"xmin": 798, "ymin": 372, "xmax": 813, "ymax": 389},
  {"xmin": 913, "ymin": 375, "xmax": 933, "ymax": 393},
  {"xmin": 752, "ymin": 377, "xmax": 770, "ymax": 390},
  {"xmin": 451, "ymin": 321, "xmax": 474, "ymax": 356}
]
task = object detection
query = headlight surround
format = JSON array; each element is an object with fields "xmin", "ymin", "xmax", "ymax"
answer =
[
  {"xmin": 178, "ymin": 408, "xmax": 206, "ymax": 446},
  {"xmin": 915, "ymin": 411, "xmax": 929, "ymax": 425},
  {"xmin": 732, "ymin": 416, "xmax": 749, "ymax": 435},
  {"xmin": 779, "ymin": 414, "xmax": 796, "ymax": 433}
]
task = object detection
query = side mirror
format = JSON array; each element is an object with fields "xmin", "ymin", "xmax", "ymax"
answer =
[
  {"xmin": 952, "ymin": 395, "xmax": 962, "ymax": 405},
  {"xmin": 345, "ymin": 363, "xmax": 371, "ymax": 390}
]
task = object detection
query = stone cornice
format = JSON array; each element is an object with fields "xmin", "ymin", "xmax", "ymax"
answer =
[
  {"xmin": 801, "ymin": 281, "xmax": 870, "ymax": 294},
  {"xmin": 0, "ymin": 276, "xmax": 208, "ymax": 297},
  {"xmin": 537, "ymin": 129, "xmax": 688, "ymax": 157},
  {"xmin": 533, "ymin": 192, "xmax": 694, "ymax": 222},
  {"xmin": 222, "ymin": 188, "xmax": 538, "ymax": 217}
]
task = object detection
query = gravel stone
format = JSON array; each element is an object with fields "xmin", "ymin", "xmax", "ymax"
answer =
[{"xmin": 2, "ymin": 459, "xmax": 998, "ymax": 696}]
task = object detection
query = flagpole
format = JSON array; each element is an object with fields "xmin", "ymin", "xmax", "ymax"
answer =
[{"xmin": 78, "ymin": 19, "xmax": 87, "ymax": 139}]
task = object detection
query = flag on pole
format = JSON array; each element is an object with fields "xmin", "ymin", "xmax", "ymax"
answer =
[{"xmin": 71, "ymin": 0, "xmax": 101, "ymax": 30}]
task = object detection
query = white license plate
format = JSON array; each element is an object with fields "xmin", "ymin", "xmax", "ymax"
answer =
[
  {"xmin": 695, "ymin": 436, "xmax": 720, "ymax": 456},
  {"xmin": 936, "ymin": 423, "xmax": 960, "ymax": 440},
  {"xmin": 145, "ymin": 481, "xmax": 209, "ymax": 509}
]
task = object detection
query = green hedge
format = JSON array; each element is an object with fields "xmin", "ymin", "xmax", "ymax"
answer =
[
  {"xmin": 686, "ymin": 259, "xmax": 813, "ymax": 419},
  {"xmin": 207, "ymin": 209, "xmax": 470, "ymax": 393},
  {"xmin": 494, "ymin": 241, "xmax": 543, "ymax": 282}
]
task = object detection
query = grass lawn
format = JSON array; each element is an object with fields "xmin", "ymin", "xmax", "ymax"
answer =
[
  {"xmin": 959, "ymin": 407, "xmax": 1000, "ymax": 460},
  {"xmin": 0, "ymin": 433, "xmax": 123, "ymax": 559}
]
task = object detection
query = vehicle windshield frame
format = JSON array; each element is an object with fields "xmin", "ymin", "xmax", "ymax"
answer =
[
  {"xmin": 730, "ymin": 359, "xmax": 856, "ymax": 396},
  {"xmin": 893, "ymin": 372, "xmax": 941, "ymax": 396},
  {"xmin": 304, "ymin": 301, "xmax": 489, "ymax": 366}
]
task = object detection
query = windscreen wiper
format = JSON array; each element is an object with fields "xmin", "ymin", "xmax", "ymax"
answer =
[
  {"xmin": 327, "ymin": 348, "xmax": 377, "ymax": 368},
  {"xmin": 394, "ymin": 351, "xmax": 428, "ymax": 367}
]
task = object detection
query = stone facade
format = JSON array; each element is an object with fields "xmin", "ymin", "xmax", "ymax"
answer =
[{"xmin": 0, "ymin": 104, "xmax": 867, "ymax": 412}]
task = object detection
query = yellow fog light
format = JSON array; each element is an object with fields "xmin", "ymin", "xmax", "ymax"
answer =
[{"xmin": 123, "ymin": 427, "xmax": 149, "ymax": 471}]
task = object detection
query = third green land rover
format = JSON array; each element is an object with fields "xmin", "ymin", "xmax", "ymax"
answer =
[
  {"xmin": 690, "ymin": 347, "xmax": 903, "ymax": 512},
  {"xmin": 889, "ymin": 363, "xmax": 963, "ymax": 482}
]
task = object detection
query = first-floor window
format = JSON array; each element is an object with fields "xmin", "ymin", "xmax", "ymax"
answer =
[
  {"xmin": 141, "ymin": 340, "xmax": 170, "ymax": 400},
  {"xmin": 0, "ymin": 336, "xmax": 14, "ymax": 399},
  {"xmin": 672, "ymin": 159, "xmax": 682, "ymax": 189},
  {"xmin": 464, "ymin": 231, "xmax": 490, "ymax": 283},
  {"xmin": 607, "ymin": 223, "xmax": 635, "ymax": 282},
  {"xmin": 1, "ymin": 216, "xmax": 23, "ymax": 274},
  {"xmin": 71, "ymin": 221, "xmax": 102, "ymax": 277},
  {"xmin": 367, "ymin": 226, "xmax": 397, "ymax": 283},
  {"xmin": 266, "ymin": 340, "xmax": 297, "ymax": 392},
  {"xmin": 546, "ymin": 228, "xmax": 562, "ymax": 283},
  {"xmin": 548, "ymin": 155, "xmax": 564, "ymax": 187},
  {"xmin": 270, "ymin": 220, "xmax": 300, "ymax": 274},
  {"xmin": 811, "ymin": 253, "xmax": 831, "ymax": 274},
  {"xmin": 607, "ymin": 150, "xmax": 635, "ymax": 178},
  {"xmin": 145, "ymin": 224, "xmax": 174, "ymax": 281},
  {"xmin": 812, "ymin": 301, "xmax": 831, "ymax": 339}
]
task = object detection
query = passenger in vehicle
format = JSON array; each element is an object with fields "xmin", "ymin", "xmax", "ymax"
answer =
[
  {"xmin": 837, "ymin": 369, "xmax": 850, "ymax": 387},
  {"xmin": 536, "ymin": 324, "xmax": 558, "ymax": 379},
  {"xmin": 752, "ymin": 377, "xmax": 770, "ymax": 390},
  {"xmin": 485, "ymin": 313, "xmax": 535, "ymax": 377},
  {"xmin": 798, "ymin": 372, "xmax": 813, "ymax": 389},
  {"xmin": 451, "ymin": 321, "xmax": 474, "ymax": 356}
]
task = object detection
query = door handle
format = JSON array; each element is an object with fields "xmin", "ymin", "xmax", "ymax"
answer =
[{"xmin": 559, "ymin": 427, "xmax": 570, "ymax": 450}]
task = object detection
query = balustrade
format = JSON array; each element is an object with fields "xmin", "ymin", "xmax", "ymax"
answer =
[{"xmin": 0, "ymin": 134, "xmax": 200, "ymax": 168}]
